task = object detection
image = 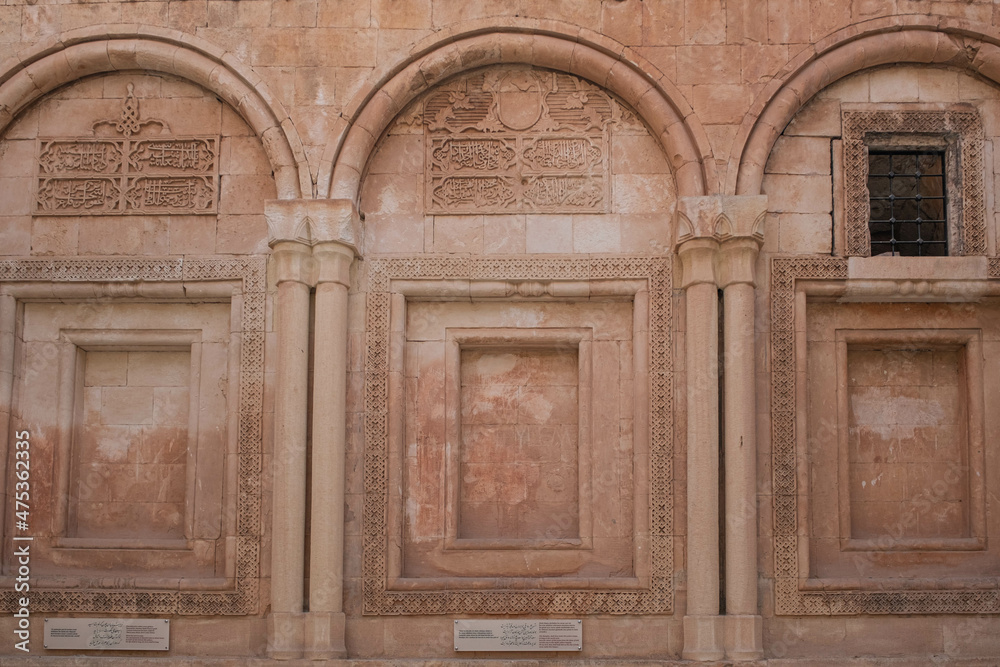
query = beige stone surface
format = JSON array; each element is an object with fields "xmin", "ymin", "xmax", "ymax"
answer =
[
  {"xmin": 11, "ymin": 299, "xmax": 233, "ymax": 584},
  {"xmin": 805, "ymin": 301, "xmax": 997, "ymax": 584},
  {"xmin": 458, "ymin": 347, "xmax": 580, "ymax": 541},
  {"xmin": 4, "ymin": 2, "xmax": 1000, "ymax": 662}
]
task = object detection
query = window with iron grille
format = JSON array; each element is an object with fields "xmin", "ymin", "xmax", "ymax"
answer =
[
  {"xmin": 841, "ymin": 106, "xmax": 985, "ymax": 257},
  {"xmin": 867, "ymin": 150, "xmax": 947, "ymax": 257}
]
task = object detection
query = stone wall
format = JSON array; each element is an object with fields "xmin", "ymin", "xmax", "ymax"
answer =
[{"xmin": 2, "ymin": 1, "xmax": 1000, "ymax": 663}]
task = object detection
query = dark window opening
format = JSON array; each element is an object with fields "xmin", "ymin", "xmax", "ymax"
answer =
[{"xmin": 868, "ymin": 150, "xmax": 947, "ymax": 257}]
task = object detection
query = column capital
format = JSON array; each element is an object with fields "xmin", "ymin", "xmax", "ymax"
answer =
[
  {"xmin": 718, "ymin": 236, "xmax": 762, "ymax": 289},
  {"xmin": 313, "ymin": 241, "xmax": 355, "ymax": 288},
  {"xmin": 271, "ymin": 241, "xmax": 314, "ymax": 286},
  {"xmin": 676, "ymin": 195, "xmax": 767, "ymax": 289},
  {"xmin": 676, "ymin": 237, "xmax": 718, "ymax": 289},
  {"xmin": 676, "ymin": 195, "xmax": 767, "ymax": 246},
  {"xmin": 266, "ymin": 199, "xmax": 362, "ymax": 253},
  {"xmin": 719, "ymin": 195, "xmax": 766, "ymax": 289},
  {"xmin": 675, "ymin": 197, "xmax": 722, "ymax": 289}
]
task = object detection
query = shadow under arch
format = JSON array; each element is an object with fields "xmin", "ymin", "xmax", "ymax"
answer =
[
  {"xmin": 731, "ymin": 18, "xmax": 1000, "ymax": 197},
  {"xmin": 322, "ymin": 23, "xmax": 717, "ymax": 203},
  {"xmin": 0, "ymin": 24, "xmax": 310, "ymax": 199}
]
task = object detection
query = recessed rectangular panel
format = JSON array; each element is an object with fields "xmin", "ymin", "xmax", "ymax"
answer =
[
  {"xmin": 846, "ymin": 345, "xmax": 969, "ymax": 541},
  {"xmin": 72, "ymin": 349, "xmax": 191, "ymax": 540},
  {"xmin": 367, "ymin": 256, "xmax": 672, "ymax": 615},
  {"xmin": 459, "ymin": 345, "xmax": 580, "ymax": 541}
]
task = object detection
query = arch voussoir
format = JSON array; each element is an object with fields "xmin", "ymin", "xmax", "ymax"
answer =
[
  {"xmin": 0, "ymin": 25, "xmax": 310, "ymax": 199},
  {"xmin": 326, "ymin": 28, "xmax": 715, "ymax": 201},
  {"xmin": 732, "ymin": 22, "xmax": 1000, "ymax": 196}
]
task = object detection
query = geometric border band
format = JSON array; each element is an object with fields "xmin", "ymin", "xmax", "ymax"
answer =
[
  {"xmin": 0, "ymin": 256, "xmax": 264, "ymax": 615},
  {"xmin": 363, "ymin": 255, "xmax": 673, "ymax": 615}
]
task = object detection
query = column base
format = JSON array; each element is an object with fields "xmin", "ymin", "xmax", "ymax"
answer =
[
  {"xmin": 682, "ymin": 614, "xmax": 725, "ymax": 661},
  {"xmin": 303, "ymin": 611, "xmax": 347, "ymax": 660},
  {"xmin": 725, "ymin": 614, "xmax": 763, "ymax": 660},
  {"xmin": 267, "ymin": 611, "xmax": 306, "ymax": 660}
]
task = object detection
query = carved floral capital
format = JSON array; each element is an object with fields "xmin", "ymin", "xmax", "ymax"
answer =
[{"xmin": 675, "ymin": 196, "xmax": 767, "ymax": 288}]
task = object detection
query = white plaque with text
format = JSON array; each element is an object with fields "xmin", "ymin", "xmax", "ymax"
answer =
[
  {"xmin": 454, "ymin": 619, "xmax": 581, "ymax": 651},
  {"xmin": 44, "ymin": 618, "xmax": 169, "ymax": 651}
]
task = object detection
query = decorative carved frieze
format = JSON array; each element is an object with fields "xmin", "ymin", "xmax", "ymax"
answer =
[
  {"xmin": 422, "ymin": 69, "xmax": 626, "ymax": 214},
  {"xmin": 34, "ymin": 84, "xmax": 219, "ymax": 216}
]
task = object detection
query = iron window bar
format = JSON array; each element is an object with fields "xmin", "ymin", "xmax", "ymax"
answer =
[{"xmin": 867, "ymin": 150, "xmax": 948, "ymax": 257}]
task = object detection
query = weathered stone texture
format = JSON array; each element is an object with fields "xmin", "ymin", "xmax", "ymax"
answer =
[{"xmin": 4, "ymin": 0, "xmax": 1000, "ymax": 663}]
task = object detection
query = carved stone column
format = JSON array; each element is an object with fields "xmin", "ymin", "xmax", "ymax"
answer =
[
  {"xmin": 303, "ymin": 201, "xmax": 359, "ymax": 660},
  {"xmin": 676, "ymin": 197, "xmax": 724, "ymax": 661},
  {"xmin": 265, "ymin": 203, "xmax": 315, "ymax": 658},
  {"xmin": 717, "ymin": 196, "xmax": 766, "ymax": 661}
]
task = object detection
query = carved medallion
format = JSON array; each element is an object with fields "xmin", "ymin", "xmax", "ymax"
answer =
[
  {"xmin": 496, "ymin": 71, "xmax": 546, "ymax": 130},
  {"xmin": 423, "ymin": 68, "xmax": 622, "ymax": 214},
  {"xmin": 34, "ymin": 83, "xmax": 220, "ymax": 216}
]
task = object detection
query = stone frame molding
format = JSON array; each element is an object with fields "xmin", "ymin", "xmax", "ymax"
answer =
[
  {"xmin": 363, "ymin": 255, "xmax": 673, "ymax": 615},
  {"xmin": 770, "ymin": 256, "xmax": 1000, "ymax": 615},
  {"xmin": 442, "ymin": 326, "xmax": 595, "ymax": 552},
  {"xmin": 842, "ymin": 105, "xmax": 985, "ymax": 257},
  {"xmin": 53, "ymin": 327, "xmax": 206, "ymax": 551},
  {"xmin": 0, "ymin": 257, "xmax": 265, "ymax": 615}
]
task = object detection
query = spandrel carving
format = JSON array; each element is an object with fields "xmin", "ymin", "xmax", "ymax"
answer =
[
  {"xmin": 422, "ymin": 67, "xmax": 624, "ymax": 214},
  {"xmin": 33, "ymin": 83, "xmax": 219, "ymax": 216}
]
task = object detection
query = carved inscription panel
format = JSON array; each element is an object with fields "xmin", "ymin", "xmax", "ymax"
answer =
[
  {"xmin": 34, "ymin": 84, "xmax": 219, "ymax": 215},
  {"xmin": 423, "ymin": 68, "xmax": 623, "ymax": 214}
]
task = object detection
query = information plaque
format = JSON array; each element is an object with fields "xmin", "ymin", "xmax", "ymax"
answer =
[
  {"xmin": 454, "ymin": 619, "xmax": 582, "ymax": 651},
  {"xmin": 44, "ymin": 618, "xmax": 169, "ymax": 651}
]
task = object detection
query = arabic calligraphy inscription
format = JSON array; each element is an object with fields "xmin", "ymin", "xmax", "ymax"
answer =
[
  {"xmin": 423, "ymin": 68, "xmax": 618, "ymax": 214},
  {"xmin": 34, "ymin": 84, "xmax": 219, "ymax": 215}
]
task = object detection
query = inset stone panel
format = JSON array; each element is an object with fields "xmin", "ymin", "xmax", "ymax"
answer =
[
  {"xmin": 70, "ymin": 345, "xmax": 196, "ymax": 543},
  {"xmin": 810, "ymin": 318, "xmax": 988, "ymax": 581},
  {"xmin": 402, "ymin": 303, "xmax": 624, "ymax": 581},
  {"xmin": 0, "ymin": 257, "xmax": 265, "ymax": 616},
  {"xmin": 364, "ymin": 256, "xmax": 673, "ymax": 615},
  {"xmin": 16, "ymin": 315, "xmax": 227, "ymax": 575},
  {"xmin": 840, "ymin": 337, "xmax": 977, "ymax": 548},
  {"xmin": 770, "ymin": 257, "xmax": 1000, "ymax": 617},
  {"xmin": 445, "ymin": 329, "xmax": 592, "ymax": 548}
]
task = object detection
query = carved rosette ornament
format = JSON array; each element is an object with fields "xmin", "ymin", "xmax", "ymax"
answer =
[
  {"xmin": 34, "ymin": 84, "xmax": 220, "ymax": 215},
  {"xmin": 422, "ymin": 68, "xmax": 626, "ymax": 214}
]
